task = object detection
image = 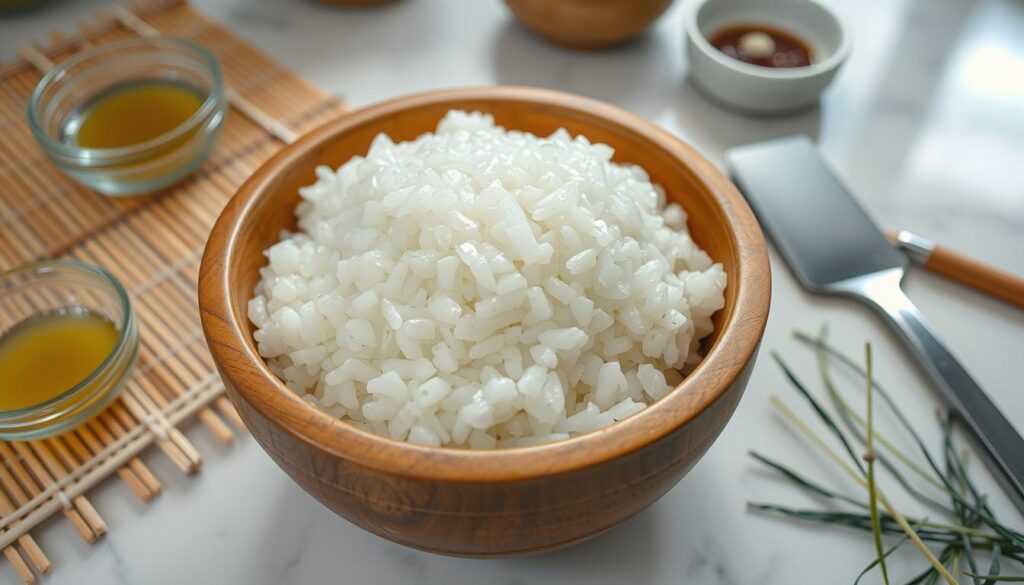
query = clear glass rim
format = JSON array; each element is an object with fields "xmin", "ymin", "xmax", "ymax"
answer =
[
  {"xmin": 27, "ymin": 36, "xmax": 225, "ymax": 164},
  {"xmin": 0, "ymin": 259, "xmax": 135, "ymax": 418}
]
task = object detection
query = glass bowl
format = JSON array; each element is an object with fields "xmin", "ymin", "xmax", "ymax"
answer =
[
  {"xmin": 0, "ymin": 260, "xmax": 139, "ymax": 440},
  {"xmin": 28, "ymin": 36, "xmax": 227, "ymax": 196}
]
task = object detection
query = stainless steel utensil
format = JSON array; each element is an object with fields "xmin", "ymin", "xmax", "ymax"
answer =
[{"xmin": 725, "ymin": 134, "xmax": 1024, "ymax": 513}]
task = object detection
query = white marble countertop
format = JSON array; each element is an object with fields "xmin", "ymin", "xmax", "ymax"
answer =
[{"xmin": 2, "ymin": 0, "xmax": 1023, "ymax": 583}]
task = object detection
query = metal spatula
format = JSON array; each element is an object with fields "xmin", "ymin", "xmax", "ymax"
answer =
[{"xmin": 725, "ymin": 135, "xmax": 1024, "ymax": 514}]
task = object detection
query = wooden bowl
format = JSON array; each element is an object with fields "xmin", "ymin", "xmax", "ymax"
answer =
[
  {"xmin": 199, "ymin": 86, "xmax": 770, "ymax": 557},
  {"xmin": 503, "ymin": 0, "xmax": 676, "ymax": 49},
  {"xmin": 316, "ymin": 0, "xmax": 400, "ymax": 6}
]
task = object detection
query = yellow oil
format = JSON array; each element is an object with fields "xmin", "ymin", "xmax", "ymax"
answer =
[
  {"xmin": 71, "ymin": 81, "xmax": 205, "ymax": 149},
  {"xmin": 0, "ymin": 310, "xmax": 119, "ymax": 411}
]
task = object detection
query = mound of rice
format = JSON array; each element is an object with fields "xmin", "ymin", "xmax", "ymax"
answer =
[{"xmin": 248, "ymin": 111, "xmax": 726, "ymax": 448}]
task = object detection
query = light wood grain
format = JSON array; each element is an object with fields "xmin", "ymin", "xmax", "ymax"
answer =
[
  {"xmin": 887, "ymin": 231, "xmax": 1024, "ymax": 309},
  {"xmin": 199, "ymin": 86, "xmax": 770, "ymax": 557},
  {"xmin": 926, "ymin": 246, "xmax": 1024, "ymax": 309},
  {"xmin": 504, "ymin": 0, "xmax": 675, "ymax": 49}
]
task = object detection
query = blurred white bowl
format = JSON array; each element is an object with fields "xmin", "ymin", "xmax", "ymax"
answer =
[{"xmin": 684, "ymin": 0, "xmax": 850, "ymax": 114}]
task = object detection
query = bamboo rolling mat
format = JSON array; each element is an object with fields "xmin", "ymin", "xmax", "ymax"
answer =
[{"xmin": 0, "ymin": 1, "xmax": 348, "ymax": 581}]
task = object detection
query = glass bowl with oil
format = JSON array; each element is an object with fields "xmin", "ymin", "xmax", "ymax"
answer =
[
  {"xmin": 28, "ymin": 36, "xmax": 226, "ymax": 196},
  {"xmin": 0, "ymin": 260, "xmax": 139, "ymax": 440}
]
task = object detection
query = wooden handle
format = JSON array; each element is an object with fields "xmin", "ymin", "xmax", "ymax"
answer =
[{"xmin": 925, "ymin": 245, "xmax": 1024, "ymax": 309}]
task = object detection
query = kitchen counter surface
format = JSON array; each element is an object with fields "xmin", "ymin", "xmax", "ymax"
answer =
[{"xmin": 1, "ymin": 0, "xmax": 1022, "ymax": 583}]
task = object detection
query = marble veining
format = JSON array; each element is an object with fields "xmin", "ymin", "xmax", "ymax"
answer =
[
  {"xmin": 684, "ymin": 537, "xmax": 735, "ymax": 585},
  {"xmin": 0, "ymin": 0, "xmax": 1022, "ymax": 583}
]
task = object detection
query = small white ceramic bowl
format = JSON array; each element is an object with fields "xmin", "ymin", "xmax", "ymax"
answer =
[{"xmin": 684, "ymin": 0, "xmax": 850, "ymax": 114}]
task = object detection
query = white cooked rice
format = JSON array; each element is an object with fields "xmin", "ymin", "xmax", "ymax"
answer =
[{"xmin": 248, "ymin": 111, "xmax": 726, "ymax": 448}]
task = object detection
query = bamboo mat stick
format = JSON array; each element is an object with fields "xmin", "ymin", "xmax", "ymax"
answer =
[
  {"xmin": 151, "ymin": 369, "xmax": 234, "ymax": 444},
  {"xmin": 0, "ymin": 445, "xmax": 51, "ymax": 512},
  {"xmin": 46, "ymin": 438, "xmax": 85, "ymax": 474},
  {"xmin": 57, "ymin": 433, "xmax": 153, "ymax": 502},
  {"xmin": 148, "ymin": 187, "xmax": 219, "ymax": 247},
  {"xmin": 9, "ymin": 534, "xmax": 49, "ymax": 576},
  {"xmin": 0, "ymin": 468, "xmax": 29, "ymax": 520},
  {"xmin": 1, "ymin": 545, "xmax": 34, "ymax": 584},
  {"xmin": 84, "ymin": 419, "xmax": 158, "ymax": 498},
  {"xmin": 137, "ymin": 188, "xmax": 212, "ymax": 250},
  {"xmin": 84, "ymin": 420, "xmax": 116, "ymax": 453},
  {"xmin": 216, "ymin": 398, "xmax": 246, "ymax": 429},
  {"xmin": 0, "ymin": 478, "xmax": 49, "ymax": 577},
  {"xmin": 130, "ymin": 459, "xmax": 163, "ymax": 496},
  {"xmin": 109, "ymin": 401, "xmax": 189, "ymax": 469},
  {"xmin": 10, "ymin": 530, "xmax": 49, "ymax": 576},
  {"xmin": 112, "ymin": 395, "xmax": 194, "ymax": 476},
  {"xmin": 108, "ymin": 404, "xmax": 139, "ymax": 435},
  {"xmin": 13, "ymin": 45, "xmax": 53, "ymax": 73},
  {"xmin": 84, "ymin": 413, "xmax": 158, "ymax": 495},
  {"xmin": 118, "ymin": 390, "xmax": 196, "ymax": 474},
  {"xmin": 81, "ymin": 418, "xmax": 160, "ymax": 498},
  {"xmin": 97, "ymin": 408, "xmax": 166, "ymax": 475},
  {"xmin": 121, "ymin": 388, "xmax": 200, "ymax": 473},
  {"xmin": 95, "ymin": 410, "xmax": 168, "ymax": 493},
  {"xmin": 47, "ymin": 28, "xmax": 71, "ymax": 53}
]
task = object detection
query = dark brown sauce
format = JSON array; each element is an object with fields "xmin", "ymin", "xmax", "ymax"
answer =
[{"xmin": 708, "ymin": 24, "xmax": 814, "ymax": 69}]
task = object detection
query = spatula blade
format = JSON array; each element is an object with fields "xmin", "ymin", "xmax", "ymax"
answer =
[{"xmin": 724, "ymin": 135, "xmax": 906, "ymax": 292}]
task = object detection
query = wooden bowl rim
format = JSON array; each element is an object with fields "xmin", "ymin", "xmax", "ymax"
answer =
[{"xmin": 199, "ymin": 86, "xmax": 770, "ymax": 483}]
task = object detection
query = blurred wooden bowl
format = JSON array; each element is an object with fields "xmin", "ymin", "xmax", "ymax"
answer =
[
  {"xmin": 504, "ymin": 0, "xmax": 675, "ymax": 49},
  {"xmin": 199, "ymin": 86, "xmax": 770, "ymax": 557},
  {"xmin": 315, "ymin": 0, "xmax": 400, "ymax": 6}
]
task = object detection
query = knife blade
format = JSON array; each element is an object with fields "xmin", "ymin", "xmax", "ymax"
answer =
[{"xmin": 725, "ymin": 135, "xmax": 1024, "ymax": 514}]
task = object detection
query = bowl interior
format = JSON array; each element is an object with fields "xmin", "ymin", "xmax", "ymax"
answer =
[
  {"xmin": 207, "ymin": 87, "xmax": 769, "ymax": 479},
  {"xmin": 694, "ymin": 0, "xmax": 846, "ymax": 71}
]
